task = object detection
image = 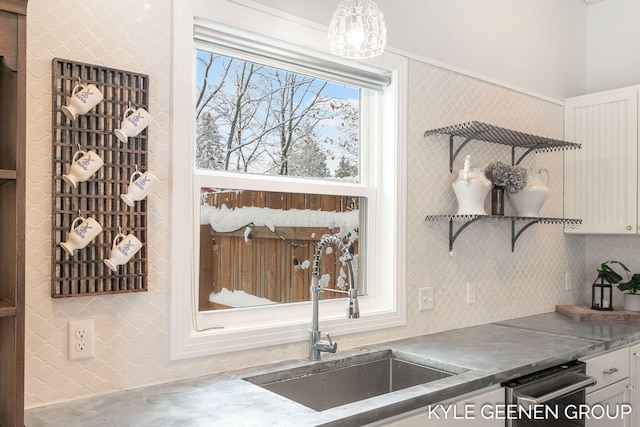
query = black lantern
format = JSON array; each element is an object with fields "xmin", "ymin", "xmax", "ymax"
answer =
[{"xmin": 592, "ymin": 274, "xmax": 613, "ymax": 311}]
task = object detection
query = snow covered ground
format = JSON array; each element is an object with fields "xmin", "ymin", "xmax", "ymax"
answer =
[{"xmin": 209, "ymin": 288, "xmax": 277, "ymax": 307}]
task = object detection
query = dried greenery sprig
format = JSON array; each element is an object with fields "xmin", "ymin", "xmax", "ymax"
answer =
[{"xmin": 484, "ymin": 161, "xmax": 527, "ymax": 193}]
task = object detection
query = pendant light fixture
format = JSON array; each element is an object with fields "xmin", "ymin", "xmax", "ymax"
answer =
[{"xmin": 328, "ymin": 0, "xmax": 387, "ymax": 59}]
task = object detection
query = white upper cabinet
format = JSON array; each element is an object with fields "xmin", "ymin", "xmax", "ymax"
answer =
[{"xmin": 564, "ymin": 86, "xmax": 639, "ymax": 234}]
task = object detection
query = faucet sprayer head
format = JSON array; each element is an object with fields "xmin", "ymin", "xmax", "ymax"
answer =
[
  {"xmin": 346, "ymin": 259, "xmax": 359, "ymax": 318},
  {"xmin": 313, "ymin": 234, "xmax": 359, "ymax": 318},
  {"xmin": 309, "ymin": 234, "xmax": 359, "ymax": 360},
  {"xmin": 347, "ymin": 288, "xmax": 359, "ymax": 318}
]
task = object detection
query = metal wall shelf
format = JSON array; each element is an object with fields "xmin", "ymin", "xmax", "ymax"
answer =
[
  {"xmin": 424, "ymin": 121, "xmax": 582, "ymax": 253},
  {"xmin": 424, "ymin": 121, "xmax": 581, "ymax": 172},
  {"xmin": 424, "ymin": 215, "xmax": 582, "ymax": 252}
]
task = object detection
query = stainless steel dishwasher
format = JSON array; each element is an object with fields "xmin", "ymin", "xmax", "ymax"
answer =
[{"xmin": 503, "ymin": 360, "xmax": 597, "ymax": 427}]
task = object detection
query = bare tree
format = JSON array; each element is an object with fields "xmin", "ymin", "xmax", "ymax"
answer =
[
  {"xmin": 198, "ymin": 57, "xmax": 273, "ymax": 171},
  {"xmin": 194, "ymin": 49, "xmax": 359, "ymax": 177},
  {"xmin": 334, "ymin": 99, "xmax": 359, "ymax": 160},
  {"xmin": 269, "ymin": 70, "xmax": 331, "ymax": 175},
  {"xmin": 195, "ymin": 53, "xmax": 233, "ymax": 121}
]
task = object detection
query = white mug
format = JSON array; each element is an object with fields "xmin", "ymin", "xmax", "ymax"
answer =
[
  {"xmin": 104, "ymin": 233, "xmax": 142, "ymax": 272},
  {"xmin": 114, "ymin": 107, "xmax": 152, "ymax": 143},
  {"xmin": 121, "ymin": 169, "xmax": 158, "ymax": 207},
  {"xmin": 61, "ymin": 84, "xmax": 104, "ymax": 121},
  {"xmin": 59, "ymin": 216, "xmax": 103, "ymax": 257},
  {"xmin": 62, "ymin": 149, "xmax": 104, "ymax": 189}
]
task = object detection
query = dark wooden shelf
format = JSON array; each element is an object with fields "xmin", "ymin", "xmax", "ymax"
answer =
[
  {"xmin": 0, "ymin": 299, "xmax": 17, "ymax": 317},
  {"xmin": 0, "ymin": 168, "xmax": 17, "ymax": 183}
]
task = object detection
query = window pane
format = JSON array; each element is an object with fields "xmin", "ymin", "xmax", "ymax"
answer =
[
  {"xmin": 199, "ymin": 188, "xmax": 361, "ymax": 311},
  {"xmin": 195, "ymin": 49, "xmax": 360, "ymax": 181}
]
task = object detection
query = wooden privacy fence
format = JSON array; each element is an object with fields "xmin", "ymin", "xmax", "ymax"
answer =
[
  {"xmin": 201, "ymin": 189, "xmax": 359, "ymax": 212},
  {"xmin": 199, "ymin": 190, "xmax": 359, "ymax": 311}
]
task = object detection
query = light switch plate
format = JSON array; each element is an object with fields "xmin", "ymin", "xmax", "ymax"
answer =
[
  {"xmin": 419, "ymin": 287, "xmax": 434, "ymax": 311},
  {"xmin": 467, "ymin": 282, "xmax": 476, "ymax": 304},
  {"xmin": 565, "ymin": 272, "xmax": 572, "ymax": 291}
]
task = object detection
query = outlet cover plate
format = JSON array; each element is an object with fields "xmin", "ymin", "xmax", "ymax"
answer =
[{"xmin": 68, "ymin": 318, "xmax": 95, "ymax": 360}]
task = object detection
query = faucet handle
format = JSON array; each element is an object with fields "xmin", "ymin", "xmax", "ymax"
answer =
[
  {"xmin": 326, "ymin": 333, "xmax": 335, "ymax": 346},
  {"xmin": 316, "ymin": 333, "xmax": 337, "ymax": 353}
]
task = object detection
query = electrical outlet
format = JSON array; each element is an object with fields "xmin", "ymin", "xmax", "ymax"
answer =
[
  {"xmin": 419, "ymin": 287, "xmax": 434, "ymax": 311},
  {"xmin": 565, "ymin": 272, "xmax": 572, "ymax": 291},
  {"xmin": 68, "ymin": 319, "xmax": 94, "ymax": 360},
  {"xmin": 467, "ymin": 282, "xmax": 476, "ymax": 304}
]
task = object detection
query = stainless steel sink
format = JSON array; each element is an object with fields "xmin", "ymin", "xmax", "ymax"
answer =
[{"xmin": 244, "ymin": 349, "xmax": 465, "ymax": 411}]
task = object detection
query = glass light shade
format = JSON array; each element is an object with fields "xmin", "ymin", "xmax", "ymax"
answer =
[{"xmin": 328, "ymin": 0, "xmax": 387, "ymax": 59}]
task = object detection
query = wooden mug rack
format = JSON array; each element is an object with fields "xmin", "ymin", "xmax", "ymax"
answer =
[{"xmin": 51, "ymin": 58, "xmax": 150, "ymax": 297}]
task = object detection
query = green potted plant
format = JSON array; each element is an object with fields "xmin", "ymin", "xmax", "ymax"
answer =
[{"xmin": 598, "ymin": 261, "xmax": 640, "ymax": 311}]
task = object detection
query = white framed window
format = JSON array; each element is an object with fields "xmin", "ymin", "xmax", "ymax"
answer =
[{"xmin": 171, "ymin": 0, "xmax": 407, "ymax": 360}]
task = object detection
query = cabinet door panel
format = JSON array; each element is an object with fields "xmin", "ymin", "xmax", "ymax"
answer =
[
  {"xmin": 564, "ymin": 87, "xmax": 638, "ymax": 234},
  {"xmin": 630, "ymin": 344, "xmax": 640, "ymax": 427},
  {"xmin": 368, "ymin": 387, "xmax": 503, "ymax": 427},
  {"xmin": 585, "ymin": 347, "xmax": 630, "ymax": 392},
  {"xmin": 586, "ymin": 380, "xmax": 631, "ymax": 427}
]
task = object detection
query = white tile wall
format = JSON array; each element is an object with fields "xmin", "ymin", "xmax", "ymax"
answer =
[
  {"xmin": 26, "ymin": 0, "xmax": 175, "ymax": 406},
  {"xmin": 406, "ymin": 61, "xmax": 585, "ymax": 335},
  {"xmin": 24, "ymin": 0, "xmax": 586, "ymax": 408}
]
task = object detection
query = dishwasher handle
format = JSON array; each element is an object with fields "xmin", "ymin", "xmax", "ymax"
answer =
[{"xmin": 517, "ymin": 374, "xmax": 597, "ymax": 406}]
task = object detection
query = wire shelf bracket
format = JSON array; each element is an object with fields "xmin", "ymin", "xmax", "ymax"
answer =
[{"xmin": 425, "ymin": 215, "xmax": 582, "ymax": 253}]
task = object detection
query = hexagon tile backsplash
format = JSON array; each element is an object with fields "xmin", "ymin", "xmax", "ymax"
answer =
[{"xmin": 24, "ymin": 0, "xmax": 586, "ymax": 409}]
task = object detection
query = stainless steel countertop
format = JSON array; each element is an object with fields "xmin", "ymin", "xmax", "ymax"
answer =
[{"xmin": 24, "ymin": 312, "xmax": 640, "ymax": 427}]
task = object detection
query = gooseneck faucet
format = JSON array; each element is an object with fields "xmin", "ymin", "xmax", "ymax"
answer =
[{"xmin": 310, "ymin": 234, "xmax": 358, "ymax": 361}]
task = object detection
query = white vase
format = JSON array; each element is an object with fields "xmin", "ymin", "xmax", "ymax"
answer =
[
  {"xmin": 624, "ymin": 293, "xmax": 640, "ymax": 311},
  {"xmin": 452, "ymin": 155, "xmax": 491, "ymax": 215},
  {"xmin": 508, "ymin": 168, "xmax": 550, "ymax": 217}
]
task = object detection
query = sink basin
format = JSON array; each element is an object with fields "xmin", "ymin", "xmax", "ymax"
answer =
[{"xmin": 244, "ymin": 349, "xmax": 464, "ymax": 411}]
